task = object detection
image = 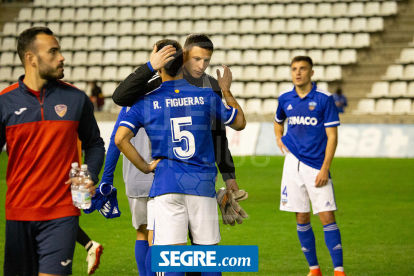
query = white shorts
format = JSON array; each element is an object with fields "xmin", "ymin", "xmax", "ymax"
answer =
[
  {"xmin": 128, "ymin": 197, "xmax": 148, "ymax": 229},
  {"xmin": 154, "ymin": 194, "xmax": 221, "ymax": 245},
  {"xmin": 280, "ymin": 153, "xmax": 337, "ymax": 215},
  {"xmin": 147, "ymin": 197, "xmax": 155, "ymax": 231}
]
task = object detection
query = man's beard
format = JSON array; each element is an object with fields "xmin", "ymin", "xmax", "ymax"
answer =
[{"xmin": 37, "ymin": 56, "xmax": 64, "ymax": 81}]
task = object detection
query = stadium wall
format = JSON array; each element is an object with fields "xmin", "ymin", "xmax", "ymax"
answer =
[{"xmin": 96, "ymin": 122, "xmax": 414, "ymax": 159}]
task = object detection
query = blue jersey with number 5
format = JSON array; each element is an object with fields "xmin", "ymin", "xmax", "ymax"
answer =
[{"xmin": 119, "ymin": 79, "xmax": 237, "ymax": 197}]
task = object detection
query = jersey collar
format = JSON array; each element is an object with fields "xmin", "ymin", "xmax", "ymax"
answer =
[
  {"xmin": 161, "ymin": 79, "xmax": 189, "ymax": 87},
  {"xmin": 293, "ymin": 82, "xmax": 317, "ymax": 99}
]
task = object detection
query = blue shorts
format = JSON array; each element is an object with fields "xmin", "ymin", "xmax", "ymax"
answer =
[{"xmin": 4, "ymin": 216, "xmax": 79, "ymax": 276}]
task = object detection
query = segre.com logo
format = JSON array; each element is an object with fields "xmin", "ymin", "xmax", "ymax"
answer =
[{"xmin": 152, "ymin": 245, "xmax": 258, "ymax": 272}]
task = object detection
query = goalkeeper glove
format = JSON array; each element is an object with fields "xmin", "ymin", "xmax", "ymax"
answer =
[{"xmin": 217, "ymin": 188, "xmax": 249, "ymax": 226}]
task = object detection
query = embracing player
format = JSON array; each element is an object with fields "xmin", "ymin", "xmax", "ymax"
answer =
[
  {"xmin": 274, "ymin": 56, "xmax": 346, "ymax": 276},
  {"xmin": 112, "ymin": 34, "xmax": 240, "ymax": 196},
  {"xmin": 115, "ymin": 39, "xmax": 246, "ymax": 276}
]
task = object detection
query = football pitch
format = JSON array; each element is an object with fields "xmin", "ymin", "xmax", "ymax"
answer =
[{"xmin": 0, "ymin": 154, "xmax": 413, "ymax": 276}]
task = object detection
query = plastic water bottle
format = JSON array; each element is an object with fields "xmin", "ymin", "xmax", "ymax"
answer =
[
  {"xmin": 78, "ymin": 164, "xmax": 92, "ymax": 209},
  {"xmin": 69, "ymin": 162, "xmax": 80, "ymax": 207}
]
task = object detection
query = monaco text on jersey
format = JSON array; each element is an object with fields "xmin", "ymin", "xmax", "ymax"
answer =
[{"xmin": 288, "ymin": 116, "xmax": 318, "ymax": 126}]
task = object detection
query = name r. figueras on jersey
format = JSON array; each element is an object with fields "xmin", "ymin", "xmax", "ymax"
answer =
[
  {"xmin": 166, "ymin": 97, "xmax": 205, "ymax": 108},
  {"xmin": 288, "ymin": 116, "xmax": 318, "ymax": 126}
]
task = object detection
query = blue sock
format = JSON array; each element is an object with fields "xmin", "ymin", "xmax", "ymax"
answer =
[
  {"xmin": 324, "ymin": 222, "xmax": 343, "ymax": 270},
  {"xmin": 135, "ymin": 240, "xmax": 149, "ymax": 276},
  {"xmin": 297, "ymin": 223, "xmax": 319, "ymax": 268},
  {"xmin": 165, "ymin": 273, "xmax": 185, "ymax": 276},
  {"xmin": 145, "ymin": 246, "xmax": 156, "ymax": 276},
  {"xmin": 201, "ymin": 273, "xmax": 222, "ymax": 276}
]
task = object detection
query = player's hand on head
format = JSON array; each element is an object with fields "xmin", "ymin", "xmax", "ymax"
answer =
[
  {"xmin": 146, "ymin": 159, "xmax": 161, "ymax": 174},
  {"xmin": 315, "ymin": 169, "xmax": 329, "ymax": 187},
  {"xmin": 217, "ymin": 64, "xmax": 233, "ymax": 93},
  {"xmin": 150, "ymin": 44, "xmax": 176, "ymax": 71},
  {"xmin": 276, "ymin": 137, "xmax": 289, "ymax": 154}
]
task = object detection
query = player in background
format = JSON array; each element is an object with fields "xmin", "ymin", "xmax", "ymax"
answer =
[
  {"xmin": 99, "ymin": 108, "xmax": 155, "ymax": 276},
  {"xmin": 112, "ymin": 34, "xmax": 240, "ymax": 197},
  {"xmin": 115, "ymin": 39, "xmax": 246, "ymax": 276},
  {"xmin": 274, "ymin": 56, "xmax": 346, "ymax": 276},
  {"xmin": 0, "ymin": 27, "xmax": 105, "ymax": 276},
  {"xmin": 98, "ymin": 43, "xmax": 180, "ymax": 276}
]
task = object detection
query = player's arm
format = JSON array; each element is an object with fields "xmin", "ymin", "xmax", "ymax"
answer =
[
  {"xmin": 217, "ymin": 65, "xmax": 246, "ymax": 130},
  {"xmin": 75, "ymin": 94, "xmax": 105, "ymax": 196},
  {"xmin": 210, "ymin": 74, "xmax": 238, "ymax": 187},
  {"xmin": 274, "ymin": 97, "xmax": 289, "ymax": 154},
  {"xmin": 97, "ymin": 107, "xmax": 128, "ymax": 195},
  {"xmin": 114, "ymin": 126, "xmax": 160, "ymax": 174},
  {"xmin": 112, "ymin": 45, "xmax": 175, "ymax": 107},
  {"xmin": 274, "ymin": 121, "xmax": 289, "ymax": 154},
  {"xmin": 316, "ymin": 126, "xmax": 338, "ymax": 187}
]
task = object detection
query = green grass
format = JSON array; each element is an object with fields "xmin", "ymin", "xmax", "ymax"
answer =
[{"xmin": 0, "ymin": 155, "xmax": 413, "ymax": 275}]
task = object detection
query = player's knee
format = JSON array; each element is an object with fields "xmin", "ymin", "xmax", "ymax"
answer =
[
  {"xmin": 136, "ymin": 224, "xmax": 149, "ymax": 240},
  {"xmin": 296, "ymin": 212, "xmax": 311, "ymax": 224},
  {"xmin": 319, "ymin": 211, "xmax": 336, "ymax": 225}
]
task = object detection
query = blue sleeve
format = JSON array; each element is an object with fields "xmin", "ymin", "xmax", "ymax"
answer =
[
  {"xmin": 213, "ymin": 92, "xmax": 238, "ymax": 126},
  {"xmin": 323, "ymin": 96, "xmax": 340, "ymax": 127},
  {"xmin": 100, "ymin": 107, "xmax": 127, "ymax": 185},
  {"xmin": 275, "ymin": 97, "xmax": 286, "ymax": 123},
  {"xmin": 343, "ymin": 96, "xmax": 348, "ymax": 107},
  {"xmin": 119, "ymin": 101, "xmax": 144, "ymax": 135}
]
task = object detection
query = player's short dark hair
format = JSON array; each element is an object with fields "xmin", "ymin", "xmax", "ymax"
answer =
[
  {"xmin": 291, "ymin": 56, "xmax": 313, "ymax": 68},
  {"xmin": 17, "ymin": 26, "xmax": 54, "ymax": 66},
  {"xmin": 155, "ymin": 39, "xmax": 183, "ymax": 77},
  {"xmin": 184, "ymin": 34, "xmax": 214, "ymax": 52}
]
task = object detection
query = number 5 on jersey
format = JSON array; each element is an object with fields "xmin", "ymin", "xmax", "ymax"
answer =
[{"xmin": 170, "ymin": 117, "xmax": 196, "ymax": 159}]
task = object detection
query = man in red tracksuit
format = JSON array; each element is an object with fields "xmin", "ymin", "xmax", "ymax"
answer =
[{"xmin": 0, "ymin": 27, "xmax": 104, "ymax": 276}]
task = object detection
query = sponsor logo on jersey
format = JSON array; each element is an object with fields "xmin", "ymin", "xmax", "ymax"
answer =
[
  {"xmin": 55, "ymin": 104, "xmax": 67, "ymax": 117},
  {"xmin": 14, "ymin": 107, "xmax": 27, "ymax": 115},
  {"xmin": 112, "ymin": 206, "xmax": 119, "ymax": 214},
  {"xmin": 287, "ymin": 104, "xmax": 293, "ymax": 110},
  {"xmin": 288, "ymin": 116, "xmax": 318, "ymax": 126},
  {"xmin": 309, "ymin": 101, "xmax": 317, "ymax": 111}
]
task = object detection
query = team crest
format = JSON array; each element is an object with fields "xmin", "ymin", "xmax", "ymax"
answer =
[
  {"xmin": 282, "ymin": 199, "xmax": 288, "ymax": 206},
  {"xmin": 309, "ymin": 101, "xmax": 317, "ymax": 111},
  {"xmin": 55, "ymin": 104, "xmax": 67, "ymax": 117}
]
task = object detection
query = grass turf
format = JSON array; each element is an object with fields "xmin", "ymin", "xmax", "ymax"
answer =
[{"xmin": 0, "ymin": 155, "xmax": 413, "ymax": 275}]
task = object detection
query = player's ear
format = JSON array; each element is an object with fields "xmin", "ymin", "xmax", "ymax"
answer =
[
  {"xmin": 25, "ymin": 51, "xmax": 36, "ymax": 68},
  {"xmin": 310, "ymin": 69, "xmax": 314, "ymax": 77}
]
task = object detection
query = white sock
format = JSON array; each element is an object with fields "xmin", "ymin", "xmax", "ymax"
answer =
[
  {"xmin": 310, "ymin": 265, "xmax": 320, "ymax": 270},
  {"xmin": 85, "ymin": 240, "xmax": 93, "ymax": 251},
  {"xmin": 334, "ymin": 266, "xmax": 345, "ymax": 272}
]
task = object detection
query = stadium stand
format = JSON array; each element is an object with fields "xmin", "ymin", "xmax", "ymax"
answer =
[{"xmin": 1, "ymin": 0, "xmax": 413, "ymax": 122}]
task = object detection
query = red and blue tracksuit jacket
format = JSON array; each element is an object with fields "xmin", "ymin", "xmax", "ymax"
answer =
[{"xmin": 0, "ymin": 75, "xmax": 105, "ymax": 221}]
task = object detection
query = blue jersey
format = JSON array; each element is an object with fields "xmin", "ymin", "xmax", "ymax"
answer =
[
  {"xmin": 119, "ymin": 79, "xmax": 237, "ymax": 198},
  {"xmin": 275, "ymin": 83, "xmax": 340, "ymax": 170}
]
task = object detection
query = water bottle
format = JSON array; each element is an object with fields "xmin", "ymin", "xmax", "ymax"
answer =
[
  {"xmin": 78, "ymin": 164, "xmax": 92, "ymax": 209},
  {"xmin": 69, "ymin": 162, "xmax": 80, "ymax": 207}
]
